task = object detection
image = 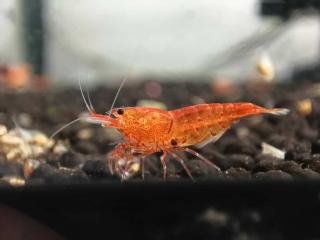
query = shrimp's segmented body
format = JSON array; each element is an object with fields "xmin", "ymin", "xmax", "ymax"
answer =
[{"xmin": 90, "ymin": 103, "xmax": 289, "ymax": 180}]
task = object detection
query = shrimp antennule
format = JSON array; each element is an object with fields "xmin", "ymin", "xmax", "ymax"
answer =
[
  {"xmin": 51, "ymin": 79, "xmax": 99, "ymax": 138},
  {"xmin": 79, "ymin": 78, "xmax": 95, "ymax": 113}
]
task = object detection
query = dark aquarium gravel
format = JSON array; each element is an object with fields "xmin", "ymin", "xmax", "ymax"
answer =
[
  {"xmin": 0, "ymin": 80, "xmax": 320, "ymax": 239},
  {"xmin": 1, "ymin": 81, "xmax": 319, "ymax": 182}
]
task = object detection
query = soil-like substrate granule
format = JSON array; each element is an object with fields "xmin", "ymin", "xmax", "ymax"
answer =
[{"xmin": 0, "ymin": 80, "xmax": 319, "ymax": 183}]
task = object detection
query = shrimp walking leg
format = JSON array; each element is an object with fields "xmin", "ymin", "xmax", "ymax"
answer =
[
  {"xmin": 140, "ymin": 157, "xmax": 145, "ymax": 180},
  {"xmin": 178, "ymin": 147, "xmax": 221, "ymax": 172},
  {"xmin": 168, "ymin": 151, "xmax": 194, "ymax": 180},
  {"xmin": 106, "ymin": 143, "xmax": 130, "ymax": 176},
  {"xmin": 107, "ymin": 154, "xmax": 114, "ymax": 175},
  {"xmin": 160, "ymin": 152, "xmax": 168, "ymax": 180}
]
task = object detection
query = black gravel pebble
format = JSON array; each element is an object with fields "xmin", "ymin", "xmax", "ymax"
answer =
[
  {"xmin": 185, "ymin": 160, "xmax": 223, "ymax": 179},
  {"xmin": 31, "ymin": 164, "xmax": 88, "ymax": 183},
  {"xmin": 281, "ymin": 164, "xmax": 320, "ymax": 179},
  {"xmin": 224, "ymin": 154, "xmax": 255, "ymax": 170},
  {"xmin": 0, "ymin": 155, "xmax": 23, "ymax": 177},
  {"xmin": 59, "ymin": 152, "xmax": 84, "ymax": 168},
  {"xmin": 225, "ymin": 167, "xmax": 251, "ymax": 179},
  {"xmin": 253, "ymin": 155, "xmax": 282, "ymax": 172},
  {"xmin": 253, "ymin": 170, "xmax": 293, "ymax": 180},
  {"xmin": 82, "ymin": 159, "xmax": 112, "ymax": 179},
  {"xmin": 74, "ymin": 140, "xmax": 99, "ymax": 154},
  {"xmin": 311, "ymin": 140, "xmax": 320, "ymax": 154},
  {"xmin": 308, "ymin": 158, "xmax": 320, "ymax": 172},
  {"xmin": 222, "ymin": 138, "xmax": 257, "ymax": 156}
]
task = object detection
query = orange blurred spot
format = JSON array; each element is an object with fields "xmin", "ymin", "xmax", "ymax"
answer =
[
  {"xmin": 144, "ymin": 81, "xmax": 162, "ymax": 98},
  {"xmin": 211, "ymin": 78, "xmax": 235, "ymax": 97},
  {"xmin": 296, "ymin": 99, "xmax": 312, "ymax": 116},
  {"xmin": 33, "ymin": 75, "xmax": 49, "ymax": 91},
  {"xmin": 0, "ymin": 64, "xmax": 30, "ymax": 89}
]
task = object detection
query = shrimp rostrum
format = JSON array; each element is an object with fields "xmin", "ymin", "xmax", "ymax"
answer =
[
  {"xmin": 86, "ymin": 101, "xmax": 289, "ymax": 180},
  {"xmin": 52, "ymin": 82, "xmax": 289, "ymax": 180}
]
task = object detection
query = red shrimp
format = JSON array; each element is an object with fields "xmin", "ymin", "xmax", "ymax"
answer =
[
  {"xmin": 52, "ymin": 80, "xmax": 289, "ymax": 180},
  {"xmin": 89, "ymin": 103, "xmax": 289, "ymax": 180}
]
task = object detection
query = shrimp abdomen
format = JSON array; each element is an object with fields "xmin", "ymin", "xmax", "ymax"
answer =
[{"xmin": 169, "ymin": 103, "xmax": 288, "ymax": 147}]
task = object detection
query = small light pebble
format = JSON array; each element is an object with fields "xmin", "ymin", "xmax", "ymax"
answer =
[
  {"xmin": 0, "ymin": 126, "xmax": 56, "ymax": 163},
  {"xmin": 77, "ymin": 128, "xmax": 94, "ymax": 140},
  {"xmin": 23, "ymin": 159, "xmax": 40, "ymax": 178},
  {"xmin": 1, "ymin": 176, "xmax": 25, "ymax": 186},
  {"xmin": 198, "ymin": 208, "xmax": 228, "ymax": 227},
  {"xmin": 128, "ymin": 162, "xmax": 140, "ymax": 174},
  {"xmin": 30, "ymin": 145, "xmax": 45, "ymax": 156},
  {"xmin": 261, "ymin": 142, "xmax": 285, "ymax": 160},
  {"xmin": 256, "ymin": 52, "xmax": 275, "ymax": 81},
  {"xmin": 18, "ymin": 113, "xmax": 32, "ymax": 127},
  {"xmin": 6, "ymin": 149, "xmax": 20, "ymax": 161},
  {"xmin": 236, "ymin": 127, "xmax": 250, "ymax": 139},
  {"xmin": 1, "ymin": 134, "xmax": 22, "ymax": 146},
  {"xmin": 103, "ymin": 128, "xmax": 122, "ymax": 142},
  {"xmin": 32, "ymin": 133, "xmax": 50, "ymax": 147},
  {"xmin": 53, "ymin": 141, "xmax": 68, "ymax": 155},
  {"xmin": 190, "ymin": 96, "xmax": 205, "ymax": 105},
  {"xmin": 136, "ymin": 99, "xmax": 167, "ymax": 110},
  {"xmin": 296, "ymin": 99, "xmax": 312, "ymax": 116},
  {"xmin": 0, "ymin": 125, "xmax": 7, "ymax": 136}
]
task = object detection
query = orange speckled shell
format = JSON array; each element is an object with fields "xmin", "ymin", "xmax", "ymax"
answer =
[
  {"xmin": 118, "ymin": 107, "xmax": 173, "ymax": 151},
  {"xmin": 117, "ymin": 103, "xmax": 274, "ymax": 152},
  {"xmin": 169, "ymin": 103, "xmax": 268, "ymax": 147}
]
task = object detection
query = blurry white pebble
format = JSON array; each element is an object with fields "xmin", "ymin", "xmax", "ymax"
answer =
[
  {"xmin": 198, "ymin": 208, "xmax": 228, "ymax": 227},
  {"xmin": 77, "ymin": 128, "xmax": 93, "ymax": 140},
  {"xmin": 18, "ymin": 113, "xmax": 32, "ymax": 127},
  {"xmin": 0, "ymin": 125, "xmax": 7, "ymax": 136},
  {"xmin": 256, "ymin": 52, "xmax": 275, "ymax": 81},
  {"xmin": 236, "ymin": 127, "xmax": 250, "ymax": 139},
  {"xmin": 296, "ymin": 99, "xmax": 312, "ymax": 116},
  {"xmin": 261, "ymin": 142, "xmax": 285, "ymax": 159},
  {"xmin": 190, "ymin": 96, "xmax": 205, "ymax": 105},
  {"xmin": 23, "ymin": 159, "xmax": 40, "ymax": 178},
  {"xmin": 136, "ymin": 99, "xmax": 167, "ymax": 110},
  {"xmin": 1, "ymin": 176, "xmax": 25, "ymax": 187},
  {"xmin": 53, "ymin": 141, "xmax": 69, "ymax": 155}
]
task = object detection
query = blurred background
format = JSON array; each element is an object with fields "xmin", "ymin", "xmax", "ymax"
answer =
[
  {"xmin": 1, "ymin": 2, "xmax": 320, "ymax": 239},
  {"xmin": 0, "ymin": 0, "xmax": 319, "ymax": 88}
]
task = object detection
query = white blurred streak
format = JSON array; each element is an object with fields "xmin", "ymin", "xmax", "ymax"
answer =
[
  {"xmin": 0, "ymin": 1, "xmax": 318, "ymax": 85},
  {"xmin": 0, "ymin": 0, "xmax": 23, "ymax": 64},
  {"xmin": 46, "ymin": 0, "xmax": 262, "ymax": 85}
]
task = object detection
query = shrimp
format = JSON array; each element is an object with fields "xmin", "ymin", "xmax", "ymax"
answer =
[
  {"xmin": 87, "ymin": 102, "xmax": 289, "ymax": 180},
  {"xmin": 52, "ymin": 80, "xmax": 289, "ymax": 180}
]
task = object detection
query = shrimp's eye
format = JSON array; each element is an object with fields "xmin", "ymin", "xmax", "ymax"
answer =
[
  {"xmin": 117, "ymin": 108, "xmax": 124, "ymax": 115},
  {"xmin": 170, "ymin": 139, "xmax": 177, "ymax": 146}
]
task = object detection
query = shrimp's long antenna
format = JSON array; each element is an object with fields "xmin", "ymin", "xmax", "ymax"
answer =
[
  {"xmin": 50, "ymin": 117, "xmax": 83, "ymax": 139},
  {"xmin": 108, "ymin": 77, "xmax": 127, "ymax": 116},
  {"xmin": 108, "ymin": 43, "xmax": 143, "ymax": 116},
  {"xmin": 79, "ymin": 78, "xmax": 94, "ymax": 113},
  {"xmin": 84, "ymin": 76, "xmax": 95, "ymax": 112},
  {"xmin": 86, "ymin": 87, "xmax": 94, "ymax": 112},
  {"xmin": 51, "ymin": 78, "xmax": 95, "ymax": 139}
]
